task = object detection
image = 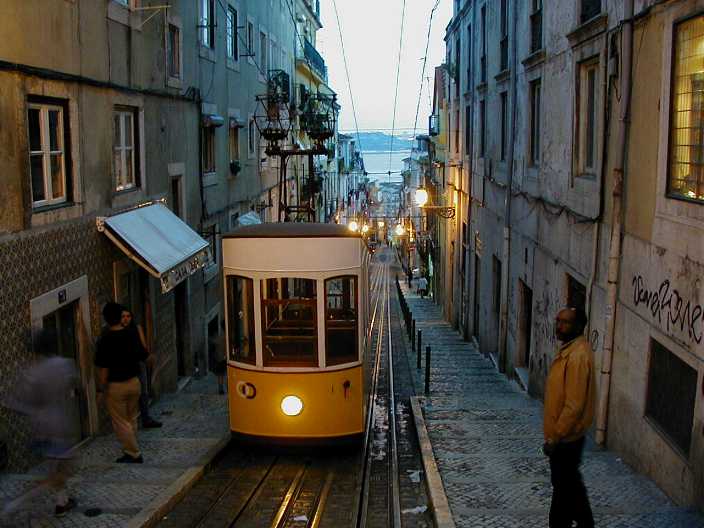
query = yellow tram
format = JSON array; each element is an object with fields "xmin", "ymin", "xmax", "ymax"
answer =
[{"xmin": 221, "ymin": 223, "xmax": 371, "ymax": 443}]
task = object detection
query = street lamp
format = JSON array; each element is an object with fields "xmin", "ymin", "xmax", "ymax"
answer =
[
  {"xmin": 378, "ymin": 220, "xmax": 385, "ymax": 228},
  {"xmin": 413, "ymin": 186, "xmax": 456, "ymax": 219},
  {"xmin": 414, "ymin": 188, "xmax": 429, "ymax": 207},
  {"xmin": 361, "ymin": 224, "xmax": 370, "ymax": 234},
  {"xmin": 348, "ymin": 220, "xmax": 359, "ymax": 232},
  {"xmin": 395, "ymin": 223, "xmax": 405, "ymax": 236}
]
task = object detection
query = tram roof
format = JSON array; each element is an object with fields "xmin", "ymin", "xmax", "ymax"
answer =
[{"xmin": 223, "ymin": 222, "xmax": 361, "ymax": 239}]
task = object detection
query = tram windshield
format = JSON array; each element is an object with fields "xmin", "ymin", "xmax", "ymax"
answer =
[
  {"xmin": 226, "ymin": 276, "xmax": 256, "ymax": 364},
  {"xmin": 325, "ymin": 276, "xmax": 358, "ymax": 365},
  {"xmin": 261, "ymin": 278, "xmax": 317, "ymax": 367}
]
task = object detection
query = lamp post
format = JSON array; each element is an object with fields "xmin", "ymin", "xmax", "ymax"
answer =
[{"xmin": 414, "ymin": 186, "xmax": 456, "ymax": 219}]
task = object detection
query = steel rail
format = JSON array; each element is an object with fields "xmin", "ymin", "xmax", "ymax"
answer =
[
  {"xmin": 356, "ymin": 256, "xmax": 388, "ymax": 528},
  {"xmin": 386, "ymin": 264, "xmax": 402, "ymax": 528},
  {"xmin": 308, "ymin": 470, "xmax": 335, "ymax": 528},
  {"xmin": 271, "ymin": 465, "xmax": 308, "ymax": 528}
]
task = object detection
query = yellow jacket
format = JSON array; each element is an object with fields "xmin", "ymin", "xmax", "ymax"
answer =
[{"xmin": 543, "ymin": 335, "xmax": 595, "ymax": 443}]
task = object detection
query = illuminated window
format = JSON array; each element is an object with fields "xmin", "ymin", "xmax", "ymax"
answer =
[
  {"xmin": 325, "ymin": 276, "xmax": 358, "ymax": 366},
  {"xmin": 261, "ymin": 278, "xmax": 317, "ymax": 367},
  {"xmin": 227, "ymin": 276, "xmax": 255, "ymax": 364},
  {"xmin": 669, "ymin": 16, "xmax": 704, "ymax": 203}
]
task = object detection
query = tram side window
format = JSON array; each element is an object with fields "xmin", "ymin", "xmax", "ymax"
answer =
[
  {"xmin": 227, "ymin": 276, "xmax": 255, "ymax": 364},
  {"xmin": 325, "ymin": 276, "xmax": 358, "ymax": 365},
  {"xmin": 261, "ymin": 277, "xmax": 318, "ymax": 367}
]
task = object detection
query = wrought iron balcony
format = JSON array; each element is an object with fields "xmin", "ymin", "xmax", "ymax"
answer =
[{"xmin": 303, "ymin": 39, "xmax": 328, "ymax": 81}]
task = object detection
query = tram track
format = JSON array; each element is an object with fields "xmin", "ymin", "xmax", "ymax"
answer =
[{"xmin": 154, "ymin": 249, "xmax": 421, "ymax": 528}]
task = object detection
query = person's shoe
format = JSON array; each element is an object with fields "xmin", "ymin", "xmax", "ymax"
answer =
[
  {"xmin": 116, "ymin": 453, "xmax": 144, "ymax": 464},
  {"xmin": 54, "ymin": 498, "xmax": 77, "ymax": 517},
  {"xmin": 142, "ymin": 418, "xmax": 162, "ymax": 429}
]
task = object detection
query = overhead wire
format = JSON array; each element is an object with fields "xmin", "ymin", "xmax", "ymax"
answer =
[
  {"xmin": 412, "ymin": 0, "xmax": 441, "ymax": 140},
  {"xmin": 331, "ymin": 0, "xmax": 363, "ymax": 152},
  {"xmin": 388, "ymin": 0, "xmax": 407, "ymax": 180}
]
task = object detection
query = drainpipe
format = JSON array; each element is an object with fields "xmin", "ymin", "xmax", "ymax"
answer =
[
  {"xmin": 498, "ymin": 0, "xmax": 519, "ymax": 374},
  {"xmin": 596, "ymin": 0, "xmax": 634, "ymax": 446}
]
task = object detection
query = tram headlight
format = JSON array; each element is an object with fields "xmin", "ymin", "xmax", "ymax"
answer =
[{"xmin": 281, "ymin": 395, "xmax": 304, "ymax": 416}]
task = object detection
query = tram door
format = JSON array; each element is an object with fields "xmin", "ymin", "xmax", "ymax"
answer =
[{"xmin": 42, "ymin": 301, "xmax": 87, "ymax": 445}]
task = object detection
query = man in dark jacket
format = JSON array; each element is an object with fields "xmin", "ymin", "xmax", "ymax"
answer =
[{"xmin": 95, "ymin": 302, "xmax": 148, "ymax": 463}]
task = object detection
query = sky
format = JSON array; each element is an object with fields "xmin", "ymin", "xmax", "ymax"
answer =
[{"xmin": 316, "ymin": 0, "xmax": 452, "ymax": 138}]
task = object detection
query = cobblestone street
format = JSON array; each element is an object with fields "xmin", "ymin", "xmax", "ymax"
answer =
[
  {"xmin": 0, "ymin": 376, "xmax": 229, "ymax": 527},
  {"xmin": 399, "ymin": 279, "xmax": 704, "ymax": 528}
]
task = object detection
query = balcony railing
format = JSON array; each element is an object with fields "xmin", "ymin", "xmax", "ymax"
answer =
[{"xmin": 303, "ymin": 39, "xmax": 327, "ymax": 81}]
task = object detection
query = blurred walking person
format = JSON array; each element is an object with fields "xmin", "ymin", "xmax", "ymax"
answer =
[
  {"xmin": 96, "ymin": 302, "xmax": 148, "ymax": 463},
  {"xmin": 2, "ymin": 328, "xmax": 78, "ymax": 517},
  {"xmin": 209, "ymin": 320, "xmax": 227, "ymax": 395},
  {"xmin": 121, "ymin": 309, "xmax": 161, "ymax": 429},
  {"xmin": 543, "ymin": 307, "xmax": 595, "ymax": 528}
]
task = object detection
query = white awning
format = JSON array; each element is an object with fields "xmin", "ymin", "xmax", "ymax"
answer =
[{"xmin": 97, "ymin": 203, "xmax": 211, "ymax": 293}]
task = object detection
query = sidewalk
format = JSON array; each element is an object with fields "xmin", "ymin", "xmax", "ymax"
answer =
[
  {"xmin": 0, "ymin": 375, "xmax": 229, "ymax": 527},
  {"xmin": 399, "ymin": 279, "xmax": 704, "ymax": 528}
]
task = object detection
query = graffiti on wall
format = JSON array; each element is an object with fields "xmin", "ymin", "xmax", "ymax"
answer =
[{"xmin": 632, "ymin": 275, "xmax": 704, "ymax": 345}]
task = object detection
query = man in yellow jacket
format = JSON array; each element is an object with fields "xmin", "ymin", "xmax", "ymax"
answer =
[{"xmin": 543, "ymin": 307, "xmax": 595, "ymax": 528}]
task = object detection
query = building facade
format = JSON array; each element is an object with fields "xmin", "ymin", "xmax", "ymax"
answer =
[{"xmin": 432, "ymin": 0, "xmax": 704, "ymax": 508}]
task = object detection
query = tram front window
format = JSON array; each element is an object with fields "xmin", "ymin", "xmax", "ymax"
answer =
[
  {"xmin": 227, "ymin": 276, "xmax": 256, "ymax": 364},
  {"xmin": 261, "ymin": 278, "xmax": 317, "ymax": 367},
  {"xmin": 325, "ymin": 276, "xmax": 358, "ymax": 365}
]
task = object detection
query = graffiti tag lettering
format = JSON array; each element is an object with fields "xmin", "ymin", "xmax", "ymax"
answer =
[{"xmin": 632, "ymin": 275, "xmax": 704, "ymax": 344}]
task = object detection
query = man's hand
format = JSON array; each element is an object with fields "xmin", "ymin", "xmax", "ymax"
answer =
[{"xmin": 543, "ymin": 441, "xmax": 557, "ymax": 457}]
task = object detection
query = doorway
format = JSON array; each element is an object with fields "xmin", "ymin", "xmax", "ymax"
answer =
[
  {"xmin": 174, "ymin": 282, "xmax": 187, "ymax": 377},
  {"xmin": 473, "ymin": 254, "xmax": 481, "ymax": 341},
  {"xmin": 41, "ymin": 301, "xmax": 87, "ymax": 445}
]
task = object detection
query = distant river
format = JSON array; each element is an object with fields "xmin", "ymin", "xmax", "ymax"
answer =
[{"xmin": 361, "ymin": 150, "xmax": 411, "ymax": 183}]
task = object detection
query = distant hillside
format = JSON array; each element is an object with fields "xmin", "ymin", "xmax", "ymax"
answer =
[{"xmin": 349, "ymin": 132, "xmax": 414, "ymax": 152}]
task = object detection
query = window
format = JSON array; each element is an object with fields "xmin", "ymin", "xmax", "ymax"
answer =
[
  {"xmin": 465, "ymin": 104, "xmax": 472, "ymax": 155},
  {"xmin": 200, "ymin": 0, "xmax": 215, "ymax": 48},
  {"xmin": 530, "ymin": 0, "xmax": 543, "ymax": 53},
  {"xmin": 479, "ymin": 99, "xmax": 486, "ymax": 157},
  {"xmin": 248, "ymin": 117, "xmax": 256, "ymax": 156},
  {"xmin": 455, "ymin": 110, "xmax": 460, "ymax": 154},
  {"xmin": 325, "ymin": 276, "xmax": 358, "ymax": 366},
  {"xmin": 261, "ymin": 278, "xmax": 318, "ymax": 367},
  {"xmin": 229, "ymin": 124, "xmax": 240, "ymax": 162},
  {"xmin": 455, "ymin": 36, "xmax": 461, "ymax": 97},
  {"xmin": 247, "ymin": 21, "xmax": 255, "ymax": 60},
  {"xmin": 492, "ymin": 256, "xmax": 502, "ymax": 322},
  {"xmin": 480, "ymin": 4, "xmax": 487, "ymax": 84},
  {"xmin": 113, "ymin": 107, "xmax": 138, "ymax": 192},
  {"xmin": 226, "ymin": 6, "xmax": 238, "ymax": 61},
  {"xmin": 530, "ymin": 79, "xmax": 541, "ymax": 165},
  {"xmin": 167, "ymin": 24, "xmax": 180, "ymax": 78},
  {"xmin": 466, "ymin": 24, "xmax": 472, "ymax": 90},
  {"xmin": 580, "ymin": 0, "xmax": 601, "ymax": 24},
  {"xmin": 500, "ymin": 91, "xmax": 508, "ymax": 161},
  {"xmin": 27, "ymin": 101, "xmax": 68, "ymax": 206},
  {"xmin": 576, "ymin": 58, "xmax": 599, "ymax": 175},
  {"xmin": 260, "ymin": 31, "xmax": 268, "ymax": 74},
  {"xmin": 202, "ymin": 126, "xmax": 216, "ymax": 173},
  {"xmin": 500, "ymin": 0, "xmax": 509, "ymax": 72},
  {"xmin": 645, "ymin": 339, "xmax": 697, "ymax": 456},
  {"xmin": 669, "ymin": 16, "xmax": 704, "ymax": 203},
  {"xmin": 227, "ymin": 276, "xmax": 255, "ymax": 365}
]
